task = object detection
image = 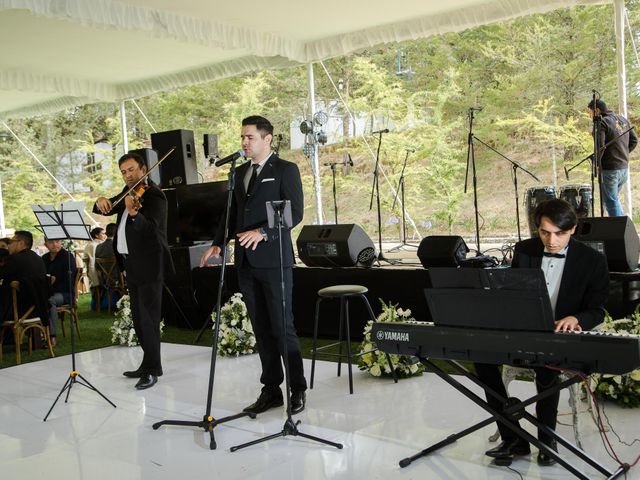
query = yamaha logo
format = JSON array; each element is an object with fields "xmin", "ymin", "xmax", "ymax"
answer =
[{"xmin": 376, "ymin": 330, "xmax": 409, "ymax": 342}]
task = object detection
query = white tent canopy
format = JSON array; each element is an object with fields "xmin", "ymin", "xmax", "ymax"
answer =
[{"xmin": 0, "ymin": 0, "xmax": 607, "ymax": 120}]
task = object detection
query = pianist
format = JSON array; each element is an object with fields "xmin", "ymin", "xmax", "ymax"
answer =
[{"xmin": 475, "ymin": 198, "xmax": 609, "ymax": 466}]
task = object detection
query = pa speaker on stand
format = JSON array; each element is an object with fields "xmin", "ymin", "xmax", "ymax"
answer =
[{"xmin": 151, "ymin": 129, "xmax": 199, "ymax": 188}]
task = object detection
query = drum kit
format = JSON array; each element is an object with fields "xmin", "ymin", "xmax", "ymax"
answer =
[{"xmin": 525, "ymin": 184, "xmax": 592, "ymax": 236}]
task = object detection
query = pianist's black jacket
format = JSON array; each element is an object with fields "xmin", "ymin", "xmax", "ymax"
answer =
[{"xmin": 512, "ymin": 237, "xmax": 609, "ymax": 330}]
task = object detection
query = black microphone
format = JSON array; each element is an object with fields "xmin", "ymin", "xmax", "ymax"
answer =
[
  {"xmin": 470, "ymin": 106, "xmax": 483, "ymax": 111},
  {"xmin": 405, "ymin": 148, "xmax": 415, "ymax": 153},
  {"xmin": 372, "ymin": 129, "xmax": 389, "ymax": 134},
  {"xmin": 343, "ymin": 152, "xmax": 354, "ymax": 166},
  {"xmin": 214, "ymin": 150, "xmax": 245, "ymax": 167},
  {"xmin": 564, "ymin": 166, "xmax": 570, "ymax": 181}
]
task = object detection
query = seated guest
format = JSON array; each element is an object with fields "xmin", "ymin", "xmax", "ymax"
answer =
[
  {"xmin": 42, "ymin": 238, "xmax": 77, "ymax": 344},
  {"xmin": 84, "ymin": 227, "xmax": 106, "ymax": 310},
  {"xmin": 0, "ymin": 237, "xmax": 9, "ymax": 267},
  {"xmin": 95, "ymin": 223, "xmax": 121, "ymax": 306},
  {"xmin": 95, "ymin": 223, "xmax": 116, "ymax": 259},
  {"xmin": 0, "ymin": 231, "xmax": 50, "ymax": 330},
  {"xmin": 475, "ymin": 199, "xmax": 609, "ymax": 466}
]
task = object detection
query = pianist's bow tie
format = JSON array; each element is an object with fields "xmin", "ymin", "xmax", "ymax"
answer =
[{"xmin": 543, "ymin": 252, "xmax": 565, "ymax": 259}]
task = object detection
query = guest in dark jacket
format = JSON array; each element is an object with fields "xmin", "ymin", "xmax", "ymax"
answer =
[
  {"xmin": 42, "ymin": 238, "xmax": 77, "ymax": 343},
  {"xmin": 0, "ymin": 231, "xmax": 50, "ymax": 329}
]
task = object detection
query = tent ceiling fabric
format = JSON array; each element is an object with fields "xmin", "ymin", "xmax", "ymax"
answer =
[{"xmin": 0, "ymin": 0, "xmax": 606, "ymax": 120}]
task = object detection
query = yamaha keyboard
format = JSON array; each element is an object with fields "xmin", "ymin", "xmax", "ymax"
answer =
[{"xmin": 372, "ymin": 321, "xmax": 640, "ymax": 375}]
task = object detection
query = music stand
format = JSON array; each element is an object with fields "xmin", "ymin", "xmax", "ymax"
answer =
[
  {"xmin": 230, "ymin": 200, "xmax": 343, "ymax": 452},
  {"xmin": 33, "ymin": 202, "xmax": 116, "ymax": 421}
]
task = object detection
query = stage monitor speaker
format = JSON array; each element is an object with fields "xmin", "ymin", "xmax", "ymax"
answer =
[
  {"xmin": 150, "ymin": 129, "xmax": 198, "ymax": 188},
  {"xmin": 128, "ymin": 148, "xmax": 161, "ymax": 185},
  {"xmin": 574, "ymin": 216, "xmax": 639, "ymax": 272},
  {"xmin": 417, "ymin": 236, "xmax": 469, "ymax": 268},
  {"xmin": 296, "ymin": 224, "xmax": 376, "ymax": 267}
]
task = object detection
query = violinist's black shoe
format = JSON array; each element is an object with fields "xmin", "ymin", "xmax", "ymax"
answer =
[
  {"xmin": 135, "ymin": 374, "xmax": 158, "ymax": 390},
  {"xmin": 243, "ymin": 389, "xmax": 284, "ymax": 415}
]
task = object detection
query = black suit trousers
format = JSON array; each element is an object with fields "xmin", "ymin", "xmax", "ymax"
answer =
[
  {"xmin": 474, "ymin": 363, "xmax": 560, "ymax": 445},
  {"xmin": 128, "ymin": 281, "xmax": 163, "ymax": 375},
  {"xmin": 237, "ymin": 266, "xmax": 306, "ymax": 392}
]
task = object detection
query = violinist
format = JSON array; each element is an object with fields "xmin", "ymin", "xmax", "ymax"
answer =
[{"xmin": 93, "ymin": 152, "xmax": 173, "ymax": 390}]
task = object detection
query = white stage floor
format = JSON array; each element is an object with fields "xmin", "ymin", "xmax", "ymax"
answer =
[{"xmin": 1, "ymin": 343, "xmax": 638, "ymax": 480}]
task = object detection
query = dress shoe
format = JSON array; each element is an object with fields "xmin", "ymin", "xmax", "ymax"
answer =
[
  {"xmin": 123, "ymin": 369, "xmax": 163, "ymax": 378},
  {"xmin": 134, "ymin": 374, "xmax": 158, "ymax": 390},
  {"xmin": 243, "ymin": 390, "xmax": 284, "ymax": 415},
  {"xmin": 537, "ymin": 440, "xmax": 558, "ymax": 466},
  {"xmin": 290, "ymin": 391, "xmax": 306, "ymax": 414},
  {"xmin": 485, "ymin": 438, "xmax": 530, "ymax": 458}
]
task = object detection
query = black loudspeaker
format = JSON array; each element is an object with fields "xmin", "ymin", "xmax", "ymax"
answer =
[
  {"xmin": 150, "ymin": 129, "xmax": 198, "ymax": 188},
  {"xmin": 296, "ymin": 224, "xmax": 376, "ymax": 267},
  {"xmin": 574, "ymin": 217, "xmax": 639, "ymax": 272},
  {"xmin": 128, "ymin": 148, "xmax": 161, "ymax": 185},
  {"xmin": 417, "ymin": 236, "xmax": 469, "ymax": 268},
  {"xmin": 163, "ymin": 243, "xmax": 223, "ymax": 328},
  {"xmin": 163, "ymin": 187, "xmax": 179, "ymax": 246}
]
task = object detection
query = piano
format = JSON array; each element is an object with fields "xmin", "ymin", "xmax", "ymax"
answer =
[{"xmin": 372, "ymin": 321, "xmax": 640, "ymax": 375}]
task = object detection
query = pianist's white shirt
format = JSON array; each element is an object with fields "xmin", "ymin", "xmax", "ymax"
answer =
[{"xmin": 541, "ymin": 245, "xmax": 568, "ymax": 317}]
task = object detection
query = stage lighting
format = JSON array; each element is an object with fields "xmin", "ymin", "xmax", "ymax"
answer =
[{"xmin": 299, "ymin": 120, "xmax": 313, "ymax": 134}]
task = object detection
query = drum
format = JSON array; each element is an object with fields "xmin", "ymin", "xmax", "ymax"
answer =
[
  {"xmin": 525, "ymin": 186, "xmax": 556, "ymax": 237},
  {"xmin": 559, "ymin": 183, "xmax": 592, "ymax": 218}
]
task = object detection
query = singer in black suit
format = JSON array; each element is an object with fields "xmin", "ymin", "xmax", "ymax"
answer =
[
  {"xmin": 475, "ymin": 199, "xmax": 608, "ymax": 466},
  {"xmin": 200, "ymin": 115, "xmax": 307, "ymax": 415},
  {"xmin": 94, "ymin": 152, "xmax": 173, "ymax": 390}
]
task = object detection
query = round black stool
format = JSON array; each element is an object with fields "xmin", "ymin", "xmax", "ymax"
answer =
[{"xmin": 309, "ymin": 284, "xmax": 397, "ymax": 394}]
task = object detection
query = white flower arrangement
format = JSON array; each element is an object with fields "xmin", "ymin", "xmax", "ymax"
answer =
[
  {"xmin": 212, "ymin": 293, "xmax": 256, "ymax": 356},
  {"xmin": 110, "ymin": 294, "xmax": 164, "ymax": 347},
  {"xmin": 357, "ymin": 299, "xmax": 425, "ymax": 379},
  {"xmin": 592, "ymin": 311, "xmax": 640, "ymax": 408}
]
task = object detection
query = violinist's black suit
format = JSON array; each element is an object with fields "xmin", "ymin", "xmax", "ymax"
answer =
[{"xmin": 93, "ymin": 181, "xmax": 172, "ymax": 375}]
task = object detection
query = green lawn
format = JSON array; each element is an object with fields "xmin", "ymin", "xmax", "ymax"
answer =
[{"xmin": 0, "ymin": 294, "xmax": 340, "ymax": 370}]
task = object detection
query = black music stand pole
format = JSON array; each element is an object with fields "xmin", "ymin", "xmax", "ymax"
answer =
[
  {"xmin": 464, "ymin": 108, "xmax": 482, "ymax": 255},
  {"xmin": 230, "ymin": 200, "xmax": 343, "ymax": 452},
  {"xmin": 389, "ymin": 149, "xmax": 419, "ymax": 252},
  {"xmin": 153, "ymin": 157, "xmax": 254, "ymax": 449},
  {"xmin": 471, "ymin": 137, "xmax": 539, "ymax": 242},
  {"xmin": 36, "ymin": 204, "xmax": 116, "ymax": 421}
]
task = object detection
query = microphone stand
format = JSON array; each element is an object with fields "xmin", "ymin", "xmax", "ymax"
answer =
[
  {"xmin": 388, "ymin": 149, "xmax": 419, "ymax": 252},
  {"xmin": 368, "ymin": 130, "xmax": 395, "ymax": 264},
  {"xmin": 592, "ymin": 91, "xmax": 605, "ymax": 217},
  {"xmin": 325, "ymin": 162, "xmax": 340, "ymax": 224},
  {"xmin": 230, "ymin": 200, "xmax": 343, "ymax": 453},
  {"xmin": 152, "ymin": 157, "xmax": 254, "ymax": 449},
  {"xmin": 472, "ymin": 138, "xmax": 539, "ymax": 242},
  {"xmin": 464, "ymin": 108, "xmax": 482, "ymax": 255}
]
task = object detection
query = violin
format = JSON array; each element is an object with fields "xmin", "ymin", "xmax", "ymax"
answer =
[{"xmin": 111, "ymin": 146, "xmax": 176, "ymax": 210}]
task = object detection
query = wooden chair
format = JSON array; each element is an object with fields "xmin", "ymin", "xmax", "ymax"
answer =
[
  {"xmin": 0, "ymin": 281, "xmax": 54, "ymax": 364},
  {"xmin": 95, "ymin": 257, "xmax": 126, "ymax": 313},
  {"xmin": 57, "ymin": 267, "xmax": 83, "ymax": 339}
]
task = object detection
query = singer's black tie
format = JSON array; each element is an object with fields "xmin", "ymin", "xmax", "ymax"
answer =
[
  {"xmin": 543, "ymin": 252, "xmax": 565, "ymax": 259},
  {"xmin": 246, "ymin": 163, "xmax": 259, "ymax": 197}
]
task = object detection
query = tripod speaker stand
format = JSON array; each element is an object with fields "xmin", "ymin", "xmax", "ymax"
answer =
[
  {"xmin": 152, "ymin": 156, "xmax": 254, "ymax": 449},
  {"xmin": 34, "ymin": 203, "xmax": 116, "ymax": 421},
  {"xmin": 230, "ymin": 200, "xmax": 343, "ymax": 452}
]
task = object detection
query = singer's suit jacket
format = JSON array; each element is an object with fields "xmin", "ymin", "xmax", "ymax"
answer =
[
  {"xmin": 512, "ymin": 237, "xmax": 609, "ymax": 330},
  {"xmin": 213, "ymin": 153, "xmax": 303, "ymax": 268}
]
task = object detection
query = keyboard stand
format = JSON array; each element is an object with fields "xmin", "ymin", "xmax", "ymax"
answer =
[{"xmin": 399, "ymin": 358, "xmax": 628, "ymax": 480}]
